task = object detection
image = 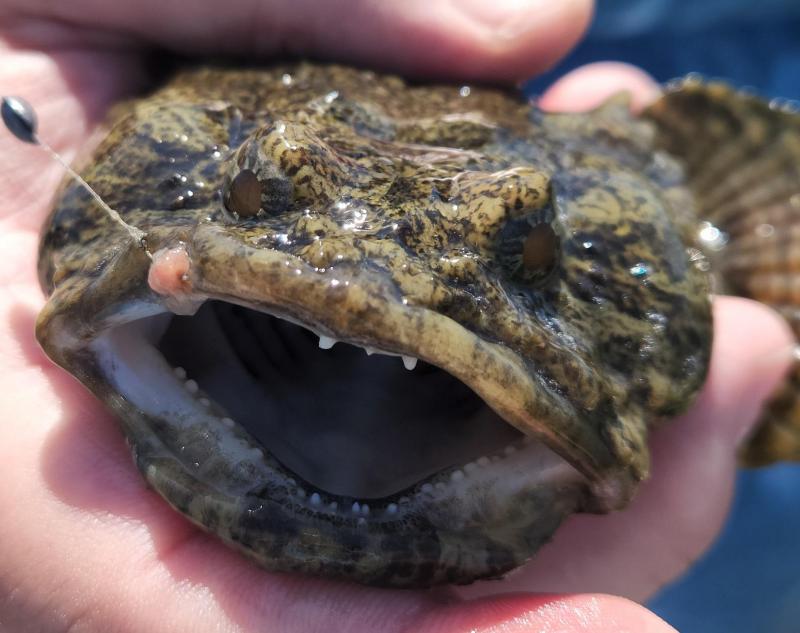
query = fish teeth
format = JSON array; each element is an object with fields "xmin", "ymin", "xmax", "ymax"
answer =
[{"xmin": 319, "ymin": 334, "xmax": 417, "ymax": 369}]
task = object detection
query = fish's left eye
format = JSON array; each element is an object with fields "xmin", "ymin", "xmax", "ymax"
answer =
[
  {"xmin": 497, "ymin": 208, "xmax": 560, "ymax": 285},
  {"xmin": 523, "ymin": 223, "xmax": 558, "ymax": 274}
]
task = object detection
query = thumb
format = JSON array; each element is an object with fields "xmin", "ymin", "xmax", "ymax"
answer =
[{"xmin": 6, "ymin": 0, "xmax": 593, "ymax": 81}]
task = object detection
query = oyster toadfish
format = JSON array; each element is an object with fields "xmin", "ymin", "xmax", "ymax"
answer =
[{"xmin": 34, "ymin": 65, "xmax": 798, "ymax": 586}]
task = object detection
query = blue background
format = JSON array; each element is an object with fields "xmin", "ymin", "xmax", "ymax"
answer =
[{"xmin": 528, "ymin": 2, "xmax": 800, "ymax": 631}]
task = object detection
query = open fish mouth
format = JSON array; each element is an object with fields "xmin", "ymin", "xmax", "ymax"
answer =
[
  {"xmin": 44, "ymin": 235, "xmax": 595, "ymax": 587},
  {"xmin": 160, "ymin": 301, "xmax": 532, "ymax": 500},
  {"xmin": 102, "ymin": 299, "xmax": 579, "ymax": 503}
]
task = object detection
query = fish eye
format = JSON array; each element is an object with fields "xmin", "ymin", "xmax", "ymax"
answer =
[
  {"xmin": 497, "ymin": 208, "xmax": 560, "ymax": 286},
  {"xmin": 224, "ymin": 165, "xmax": 294, "ymax": 219},
  {"xmin": 225, "ymin": 169, "xmax": 262, "ymax": 218},
  {"xmin": 522, "ymin": 223, "xmax": 558, "ymax": 274}
]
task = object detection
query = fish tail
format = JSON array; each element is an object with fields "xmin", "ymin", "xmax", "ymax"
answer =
[{"xmin": 643, "ymin": 76, "xmax": 800, "ymax": 467}]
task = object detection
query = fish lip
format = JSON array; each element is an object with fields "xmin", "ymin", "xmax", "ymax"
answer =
[{"xmin": 171, "ymin": 224, "xmax": 643, "ymax": 507}]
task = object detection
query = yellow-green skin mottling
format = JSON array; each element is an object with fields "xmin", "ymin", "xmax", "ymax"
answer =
[{"xmin": 35, "ymin": 64, "xmax": 712, "ymax": 587}]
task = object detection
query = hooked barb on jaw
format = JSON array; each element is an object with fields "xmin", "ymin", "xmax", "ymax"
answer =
[{"xmin": 1, "ymin": 95, "xmax": 152, "ymax": 259}]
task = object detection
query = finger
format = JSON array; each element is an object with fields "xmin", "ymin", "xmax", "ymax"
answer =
[
  {"xmin": 458, "ymin": 297, "xmax": 794, "ymax": 602},
  {"xmin": 672, "ymin": 296, "xmax": 797, "ymax": 449},
  {"xmin": 5, "ymin": 0, "xmax": 593, "ymax": 81},
  {"xmin": 415, "ymin": 593, "xmax": 678, "ymax": 633},
  {"xmin": 538, "ymin": 61, "xmax": 662, "ymax": 112}
]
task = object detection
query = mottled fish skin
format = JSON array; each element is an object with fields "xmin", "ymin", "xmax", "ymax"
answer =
[{"xmin": 35, "ymin": 64, "xmax": 712, "ymax": 587}]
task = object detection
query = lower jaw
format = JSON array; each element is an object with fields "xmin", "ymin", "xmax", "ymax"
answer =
[{"xmin": 86, "ymin": 302, "xmax": 589, "ymax": 586}]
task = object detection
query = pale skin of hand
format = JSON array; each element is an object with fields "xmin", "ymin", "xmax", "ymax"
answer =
[{"xmin": 0, "ymin": 2, "xmax": 794, "ymax": 631}]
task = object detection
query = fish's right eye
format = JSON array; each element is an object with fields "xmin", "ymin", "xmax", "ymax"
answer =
[{"xmin": 225, "ymin": 169, "xmax": 262, "ymax": 218}]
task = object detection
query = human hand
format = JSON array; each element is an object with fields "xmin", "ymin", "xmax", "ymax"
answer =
[{"xmin": 0, "ymin": 2, "xmax": 793, "ymax": 631}]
